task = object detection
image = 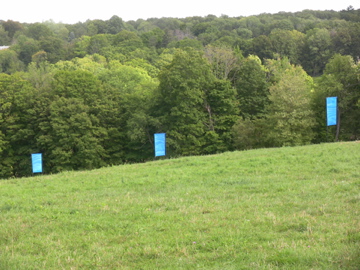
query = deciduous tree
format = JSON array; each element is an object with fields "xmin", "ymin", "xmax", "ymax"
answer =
[
  {"xmin": 315, "ymin": 54, "xmax": 360, "ymax": 141},
  {"xmin": 233, "ymin": 55, "xmax": 269, "ymax": 119},
  {"xmin": 156, "ymin": 49, "xmax": 213, "ymax": 155},
  {"xmin": 265, "ymin": 58, "xmax": 316, "ymax": 146}
]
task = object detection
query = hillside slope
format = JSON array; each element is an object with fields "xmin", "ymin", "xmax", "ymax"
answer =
[{"xmin": 1, "ymin": 142, "xmax": 359, "ymax": 269}]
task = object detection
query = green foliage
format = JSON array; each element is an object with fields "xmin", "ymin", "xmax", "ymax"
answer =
[
  {"xmin": 303, "ymin": 28, "xmax": 333, "ymax": 76},
  {"xmin": 315, "ymin": 54, "xmax": 360, "ymax": 141},
  {"xmin": 1, "ymin": 9, "xmax": 359, "ymax": 75},
  {"xmin": 238, "ymin": 16, "xmax": 264, "ymax": 37},
  {"xmin": 156, "ymin": 49, "xmax": 213, "ymax": 155},
  {"xmin": 124, "ymin": 58, "xmax": 159, "ymax": 78},
  {"xmin": 1, "ymin": 20, "xmax": 23, "ymax": 39},
  {"xmin": 268, "ymin": 19, "xmax": 295, "ymax": 32},
  {"xmin": 265, "ymin": 58, "xmax": 316, "ymax": 146},
  {"xmin": 269, "ymin": 29, "xmax": 305, "ymax": 64},
  {"xmin": 34, "ymin": 70, "xmax": 109, "ymax": 172},
  {"xmin": 43, "ymin": 20, "xmax": 70, "ymax": 41},
  {"xmin": 1, "ymin": 11, "xmax": 360, "ymax": 177},
  {"xmin": 204, "ymin": 45, "xmax": 240, "ymax": 81},
  {"xmin": 232, "ymin": 117, "xmax": 268, "ymax": 150},
  {"xmin": 54, "ymin": 54, "xmax": 107, "ymax": 74},
  {"xmin": 0, "ymin": 49, "xmax": 24, "ymax": 74},
  {"xmin": 25, "ymin": 61, "xmax": 55, "ymax": 92},
  {"xmin": 73, "ymin": 35, "xmax": 91, "ymax": 57},
  {"xmin": 107, "ymin": 15, "xmax": 124, "ymax": 34},
  {"xmin": 203, "ymin": 79, "xmax": 240, "ymax": 153},
  {"xmin": 167, "ymin": 38, "xmax": 203, "ymax": 50},
  {"xmin": 12, "ymin": 35, "xmax": 40, "ymax": 65},
  {"xmin": 98, "ymin": 61, "xmax": 157, "ymax": 95},
  {"xmin": 44, "ymin": 97, "xmax": 107, "ymax": 172},
  {"xmin": 0, "ymin": 73, "xmax": 37, "ymax": 178},
  {"xmin": 237, "ymin": 28, "xmax": 253, "ymax": 39},
  {"xmin": 87, "ymin": 34, "xmax": 112, "ymax": 55},
  {"xmin": 39, "ymin": 35, "xmax": 67, "ymax": 63},
  {"xmin": 97, "ymin": 61, "xmax": 159, "ymax": 162},
  {"xmin": 233, "ymin": 58, "xmax": 317, "ymax": 150},
  {"xmin": 0, "ymin": 25, "xmax": 10, "ymax": 45},
  {"xmin": 140, "ymin": 27, "xmax": 165, "ymax": 48},
  {"xmin": 156, "ymin": 49, "xmax": 240, "ymax": 155},
  {"xmin": 51, "ymin": 70, "xmax": 102, "ymax": 101},
  {"xmin": 251, "ymin": 35, "xmax": 273, "ymax": 60},
  {"xmin": 112, "ymin": 30, "xmax": 144, "ymax": 55},
  {"xmin": 25, "ymin": 23, "xmax": 53, "ymax": 40},
  {"xmin": 233, "ymin": 55, "xmax": 269, "ymax": 119}
]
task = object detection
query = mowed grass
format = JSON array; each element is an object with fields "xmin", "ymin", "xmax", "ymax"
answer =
[{"xmin": 1, "ymin": 142, "xmax": 359, "ymax": 269}]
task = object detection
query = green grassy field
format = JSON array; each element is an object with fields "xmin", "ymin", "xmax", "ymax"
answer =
[{"xmin": 1, "ymin": 142, "xmax": 359, "ymax": 269}]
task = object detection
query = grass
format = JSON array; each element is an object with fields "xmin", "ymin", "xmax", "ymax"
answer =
[{"xmin": 0, "ymin": 142, "xmax": 359, "ymax": 269}]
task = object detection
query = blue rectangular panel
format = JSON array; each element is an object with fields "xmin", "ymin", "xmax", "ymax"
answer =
[
  {"xmin": 326, "ymin": 97, "xmax": 337, "ymax": 126},
  {"xmin": 31, "ymin": 153, "xmax": 43, "ymax": 173},
  {"xmin": 154, "ymin": 133, "xmax": 166, "ymax": 157}
]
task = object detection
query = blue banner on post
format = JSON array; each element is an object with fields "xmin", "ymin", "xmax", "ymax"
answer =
[
  {"xmin": 31, "ymin": 153, "xmax": 43, "ymax": 173},
  {"xmin": 326, "ymin": 97, "xmax": 337, "ymax": 126},
  {"xmin": 154, "ymin": 133, "xmax": 166, "ymax": 157}
]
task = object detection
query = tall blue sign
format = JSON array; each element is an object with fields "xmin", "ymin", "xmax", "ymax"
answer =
[
  {"xmin": 31, "ymin": 153, "xmax": 43, "ymax": 173},
  {"xmin": 154, "ymin": 133, "xmax": 166, "ymax": 157},
  {"xmin": 326, "ymin": 97, "xmax": 337, "ymax": 126}
]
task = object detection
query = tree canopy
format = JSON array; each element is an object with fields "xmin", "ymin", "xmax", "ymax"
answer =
[{"xmin": 1, "ymin": 8, "xmax": 359, "ymax": 178}]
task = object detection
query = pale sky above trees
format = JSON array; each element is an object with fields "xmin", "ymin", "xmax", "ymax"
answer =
[{"xmin": 1, "ymin": 0, "xmax": 356, "ymax": 24}]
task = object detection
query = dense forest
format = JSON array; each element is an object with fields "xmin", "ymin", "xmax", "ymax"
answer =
[{"xmin": 0, "ymin": 7, "xmax": 359, "ymax": 178}]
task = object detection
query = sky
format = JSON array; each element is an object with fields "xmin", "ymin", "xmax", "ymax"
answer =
[{"xmin": 0, "ymin": 1, "xmax": 356, "ymax": 24}]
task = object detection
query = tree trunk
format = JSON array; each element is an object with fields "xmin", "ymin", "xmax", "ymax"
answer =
[{"xmin": 335, "ymin": 109, "xmax": 340, "ymax": 142}]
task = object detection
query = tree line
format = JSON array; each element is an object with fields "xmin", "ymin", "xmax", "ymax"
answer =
[
  {"xmin": 1, "ymin": 7, "xmax": 360, "ymax": 75},
  {"xmin": 0, "ymin": 8, "xmax": 359, "ymax": 179}
]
